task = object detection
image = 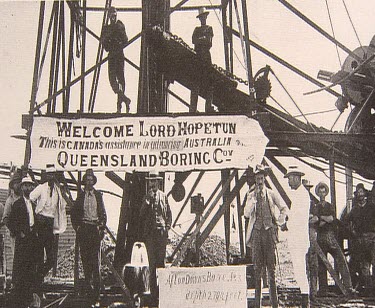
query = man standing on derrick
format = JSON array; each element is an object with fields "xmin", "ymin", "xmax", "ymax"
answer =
[
  {"xmin": 102, "ymin": 6, "xmax": 131, "ymax": 113},
  {"xmin": 190, "ymin": 7, "xmax": 214, "ymax": 113}
]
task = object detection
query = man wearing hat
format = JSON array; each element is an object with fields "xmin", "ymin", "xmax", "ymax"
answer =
[
  {"xmin": 345, "ymin": 183, "xmax": 375, "ymax": 292},
  {"xmin": 284, "ymin": 166, "xmax": 310, "ymax": 307},
  {"xmin": 2, "ymin": 169, "xmax": 22, "ymax": 254},
  {"xmin": 30, "ymin": 164, "xmax": 67, "ymax": 285},
  {"xmin": 102, "ymin": 6, "xmax": 131, "ymax": 113},
  {"xmin": 311, "ymin": 182, "xmax": 352, "ymax": 294},
  {"xmin": 8, "ymin": 175, "xmax": 38, "ymax": 308},
  {"xmin": 244, "ymin": 164, "xmax": 288, "ymax": 308},
  {"xmin": 190, "ymin": 7, "xmax": 214, "ymax": 113},
  {"xmin": 140, "ymin": 171, "xmax": 172, "ymax": 304},
  {"xmin": 71, "ymin": 169, "xmax": 107, "ymax": 308}
]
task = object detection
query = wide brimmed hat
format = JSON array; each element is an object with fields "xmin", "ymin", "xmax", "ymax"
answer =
[
  {"xmin": 253, "ymin": 164, "xmax": 270, "ymax": 176},
  {"xmin": 197, "ymin": 7, "xmax": 209, "ymax": 18},
  {"xmin": 82, "ymin": 168, "xmax": 97, "ymax": 185},
  {"xmin": 315, "ymin": 182, "xmax": 329, "ymax": 196},
  {"xmin": 108, "ymin": 6, "xmax": 117, "ymax": 14},
  {"xmin": 9, "ymin": 171, "xmax": 22, "ymax": 187},
  {"xmin": 284, "ymin": 165, "xmax": 305, "ymax": 178},
  {"xmin": 45, "ymin": 164, "xmax": 56, "ymax": 173},
  {"xmin": 356, "ymin": 183, "xmax": 365, "ymax": 192},
  {"xmin": 146, "ymin": 170, "xmax": 163, "ymax": 180},
  {"xmin": 21, "ymin": 175, "xmax": 34, "ymax": 185}
]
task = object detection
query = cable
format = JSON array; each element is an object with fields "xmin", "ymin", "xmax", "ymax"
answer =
[
  {"xmin": 294, "ymin": 108, "xmax": 337, "ymax": 118},
  {"xmin": 325, "ymin": 0, "xmax": 342, "ymax": 67},
  {"xmin": 330, "ymin": 111, "xmax": 343, "ymax": 131},
  {"xmin": 342, "ymin": 0, "xmax": 365, "ymax": 54},
  {"xmin": 269, "ymin": 95, "xmax": 294, "ymax": 118},
  {"xmin": 207, "ymin": 0, "xmax": 248, "ymax": 72},
  {"xmin": 271, "ymin": 69, "xmax": 317, "ymax": 132}
]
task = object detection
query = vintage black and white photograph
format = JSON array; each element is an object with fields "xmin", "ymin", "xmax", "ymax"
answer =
[{"xmin": 0, "ymin": 1, "xmax": 375, "ymax": 307}]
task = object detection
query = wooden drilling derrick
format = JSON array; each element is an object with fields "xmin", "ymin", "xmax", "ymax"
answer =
[{"xmin": 12, "ymin": 0, "xmax": 375, "ymax": 305}]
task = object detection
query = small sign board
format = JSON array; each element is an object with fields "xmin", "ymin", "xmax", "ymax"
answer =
[{"xmin": 157, "ymin": 265, "xmax": 247, "ymax": 308}]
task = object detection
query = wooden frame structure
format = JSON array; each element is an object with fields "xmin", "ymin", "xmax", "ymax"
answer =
[{"xmin": 14, "ymin": 0, "xmax": 375, "ymax": 302}]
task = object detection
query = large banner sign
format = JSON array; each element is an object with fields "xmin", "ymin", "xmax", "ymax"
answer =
[
  {"xmin": 30, "ymin": 115, "xmax": 268, "ymax": 172},
  {"xmin": 158, "ymin": 265, "xmax": 247, "ymax": 308}
]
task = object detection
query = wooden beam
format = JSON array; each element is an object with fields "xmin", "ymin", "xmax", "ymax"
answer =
[
  {"xmin": 172, "ymin": 170, "xmax": 238, "ymax": 266},
  {"xmin": 169, "ymin": 179, "xmax": 222, "ymax": 260},
  {"xmin": 267, "ymin": 131, "xmax": 375, "ymax": 145},
  {"xmin": 312, "ymin": 240, "xmax": 350, "ymax": 296},
  {"xmin": 267, "ymin": 165, "xmax": 291, "ymax": 208},
  {"xmin": 197, "ymin": 171, "xmax": 247, "ymax": 248},
  {"xmin": 105, "ymin": 171, "xmax": 125, "ymax": 188},
  {"xmin": 114, "ymin": 173, "xmax": 132, "ymax": 271}
]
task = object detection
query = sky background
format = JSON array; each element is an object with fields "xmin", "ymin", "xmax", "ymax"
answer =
[{"xmin": 0, "ymin": 0, "xmax": 374, "ymax": 234}]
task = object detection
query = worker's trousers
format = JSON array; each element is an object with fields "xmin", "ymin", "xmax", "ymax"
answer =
[
  {"xmin": 145, "ymin": 227, "xmax": 168, "ymax": 301},
  {"xmin": 77, "ymin": 223, "xmax": 102, "ymax": 303},
  {"xmin": 251, "ymin": 227, "xmax": 278, "ymax": 308}
]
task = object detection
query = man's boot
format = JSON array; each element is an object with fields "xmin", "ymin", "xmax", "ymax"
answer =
[
  {"xmin": 301, "ymin": 293, "xmax": 309, "ymax": 308},
  {"xmin": 117, "ymin": 94, "xmax": 123, "ymax": 113},
  {"xmin": 119, "ymin": 92, "xmax": 131, "ymax": 113}
]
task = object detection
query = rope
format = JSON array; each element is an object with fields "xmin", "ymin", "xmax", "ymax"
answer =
[
  {"xmin": 270, "ymin": 69, "xmax": 317, "ymax": 132},
  {"xmin": 342, "ymin": 0, "xmax": 365, "ymax": 54},
  {"xmin": 325, "ymin": 0, "xmax": 342, "ymax": 67},
  {"xmin": 232, "ymin": 0, "xmax": 249, "ymax": 75}
]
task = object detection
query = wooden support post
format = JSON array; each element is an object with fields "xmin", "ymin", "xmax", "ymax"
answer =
[
  {"xmin": 25, "ymin": 1, "xmax": 45, "ymax": 166},
  {"xmin": 198, "ymin": 172, "xmax": 247, "ymax": 249},
  {"xmin": 64, "ymin": 2, "xmax": 75, "ymax": 113},
  {"xmin": 222, "ymin": 170, "xmax": 231, "ymax": 264},
  {"xmin": 47, "ymin": 2, "xmax": 59, "ymax": 114},
  {"xmin": 329, "ymin": 159, "xmax": 337, "ymax": 217},
  {"xmin": 114, "ymin": 173, "xmax": 132, "ymax": 271},
  {"xmin": 80, "ymin": 0, "xmax": 87, "ymax": 112}
]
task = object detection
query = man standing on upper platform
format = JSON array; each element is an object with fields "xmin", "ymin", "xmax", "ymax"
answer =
[
  {"xmin": 190, "ymin": 7, "xmax": 214, "ymax": 113},
  {"xmin": 102, "ymin": 6, "xmax": 131, "ymax": 113}
]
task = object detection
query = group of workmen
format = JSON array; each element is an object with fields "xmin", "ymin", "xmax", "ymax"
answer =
[
  {"xmin": 1, "ymin": 164, "xmax": 170, "ymax": 308},
  {"xmin": 103, "ymin": 6, "xmax": 215, "ymax": 114},
  {"xmin": 244, "ymin": 164, "xmax": 375, "ymax": 308},
  {"xmin": 0, "ymin": 165, "xmax": 106, "ymax": 308}
]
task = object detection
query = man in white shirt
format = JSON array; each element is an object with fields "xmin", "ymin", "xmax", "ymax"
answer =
[
  {"xmin": 30, "ymin": 164, "xmax": 66, "ymax": 284},
  {"xmin": 284, "ymin": 166, "xmax": 310, "ymax": 308}
]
